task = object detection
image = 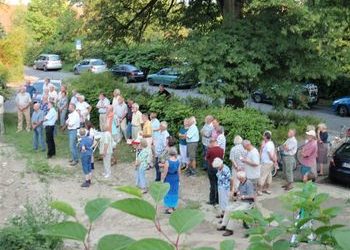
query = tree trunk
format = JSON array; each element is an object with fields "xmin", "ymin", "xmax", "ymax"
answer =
[{"xmin": 218, "ymin": 0, "xmax": 244, "ymax": 23}]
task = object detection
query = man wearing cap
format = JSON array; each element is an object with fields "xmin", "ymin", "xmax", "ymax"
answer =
[
  {"xmin": 300, "ymin": 130, "xmax": 318, "ymax": 182},
  {"xmin": 281, "ymin": 129, "xmax": 298, "ymax": 190},
  {"xmin": 258, "ymin": 131, "xmax": 277, "ymax": 195}
]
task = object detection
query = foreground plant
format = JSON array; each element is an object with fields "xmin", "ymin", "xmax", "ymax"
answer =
[
  {"xmin": 39, "ymin": 182, "xmax": 235, "ymax": 250},
  {"xmin": 231, "ymin": 182, "xmax": 350, "ymax": 250}
]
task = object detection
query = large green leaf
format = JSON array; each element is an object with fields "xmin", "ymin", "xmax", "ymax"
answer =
[
  {"xmin": 247, "ymin": 242, "xmax": 271, "ymax": 250},
  {"xmin": 116, "ymin": 186, "xmax": 142, "ymax": 198},
  {"xmin": 323, "ymin": 207, "xmax": 342, "ymax": 217},
  {"xmin": 220, "ymin": 239, "xmax": 235, "ymax": 250},
  {"xmin": 50, "ymin": 201, "xmax": 76, "ymax": 217},
  {"xmin": 39, "ymin": 221, "xmax": 87, "ymax": 242},
  {"xmin": 169, "ymin": 209, "xmax": 205, "ymax": 234},
  {"xmin": 126, "ymin": 238, "xmax": 174, "ymax": 250},
  {"xmin": 97, "ymin": 234, "xmax": 135, "ymax": 250},
  {"xmin": 85, "ymin": 198, "xmax": 111, "ymax": 223},
  {"xmin": 334, "ymin": 229, "xmax": 350, "ymax": 250},
  {"xmin": 272, "ymin": 240, "xmax": 289, "ymax": 250},
  {"xmin": 110, "ymin": 198, "xmax": 156, "ymax": 221},
  {"xmin": 149, "ymin": 182, "xmax": 170, "ymax": 203}
]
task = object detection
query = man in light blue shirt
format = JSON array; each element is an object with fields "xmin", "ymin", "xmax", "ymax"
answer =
[
  {"xmin": 43, "ymin": 102, "xmax": 57, "ymax": 158},
  {"xmin": 186, "ymin": 116, "xmax": 199, "ymax": 176},
  {"xmin": 31, "ymin": 103, "xmax": 45, "ymax": 151},
  {"xmin": 150, "ymin": 112, "xmax": 160, "ymax": 141}
]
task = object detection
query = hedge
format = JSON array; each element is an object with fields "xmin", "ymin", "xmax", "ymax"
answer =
[{"xmin": 68, "ymin": 73, "xmax": 321, "ymax": 149}]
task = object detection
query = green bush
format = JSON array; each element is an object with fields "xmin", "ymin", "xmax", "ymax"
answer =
[
  {"xmin": 0, "ymin": 197, "xmax": 63, "ymax": 250},
  {"xmin": 268, "ymin": 110, "xmax": 323, "ymax": 144}
]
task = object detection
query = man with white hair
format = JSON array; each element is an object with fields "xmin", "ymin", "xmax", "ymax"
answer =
[
  {"xmin": 154, "ymin": 121, "xmax": 170, "ymax": 181},
  {"xmin": 241, "ymin": 140, "xmax": 260, "ymax": 191},
  {"xmin": 281, "ymin": 129, "xmax": 297, "ymax": 190},
  {"xmin": 185, "ymin": 116, "xmax": 199, "ymax": 176},
  {"xmin": 76, "ymin": 94, "xmax": 91, "ymax": 126},
  {"xmin": 48, "ymin": 84, "xmax": 58, "ymax": 103},
  {"xmin": 31, "ymin": 103, "xmax": 45, "ymax": 151},
  {"xmin": 15, "ymin": 85, "xmax": 32, "ymax": 132},
  {"xmin": 216, "ymin": 126, "xmax": 226, "ymax": 153},
  {"xmin": 96, "ymin": 92, "xmax": 110, "ymax": 131},
  {"xmin": 217, "ymin": 171, "xmax": 255, "ymax": 237},
  {"xmin": 66, "ymin": 103, "xmax": 80, "ymax": 166},
  {"xmin": 131, "ymin": 103, "xmax": 143, "ymax": 140},
  {"xmin": 114, "ymin": 96, "xmax": 128, "ymax": 141},
  {"xmin": 258, "ymin": 131, "xmax": 277, "ymax": 195},
  {"xmin": 229, "ymin": 136, "xmax": 246, "ymax": 190},
  {"xmin": 200, "ymin": 115, "xmax": 214, "ymax": 170}
]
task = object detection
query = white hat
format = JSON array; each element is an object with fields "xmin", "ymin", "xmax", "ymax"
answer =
[
  {"xmin": 306, "ymin": 130, "xmax": 316, "ymax": 137},
  {"xmin": 212, "ymin": 158, "xmax": 223, "ymax": 168}
]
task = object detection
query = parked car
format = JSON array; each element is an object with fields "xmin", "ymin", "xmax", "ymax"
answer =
[
  {"xmin": 33, "ymin": 54, "xmax": 62, "ymax": 71},
  {"xmin": 252, "ymin": 83, "xmax": 319, "ymax": 109},
  {"xmin": 329, "ymin": 140, "xmax": 350, "ymax": 186},
  {"xmin": 73, "ymin": 59, "xmax": 107, "ymax": 75},
  {"xmin": 332, "ymin": 96, "xmax": 350, "ymax": 117},
  {"xmin": 32, "ymin": 80, "xmax": 62, "ymax": 103},
  {"xmin": 110, "ymin": 64, "xmax": 146, "ymax": 82},
  {"xmin": 147, "ymin": 68, "xmax": 195, "ymax": 88}
]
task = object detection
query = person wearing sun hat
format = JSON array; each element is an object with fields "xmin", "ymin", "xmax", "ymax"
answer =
[{"xmin": 300, "ymin": 130, "xmax": 318, "ymax": 182}]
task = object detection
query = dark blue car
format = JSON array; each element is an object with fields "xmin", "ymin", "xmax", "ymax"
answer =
[
  {"xmin": 332, "ymin": 96, "xmax": 350, "ymax": 117},
  {"xmin": 329, "ymin": 141, "xmax": 350, "ymax": 186}
]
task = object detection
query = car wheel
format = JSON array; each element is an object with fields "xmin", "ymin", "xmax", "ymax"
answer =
[
  {"xmin": 43, "ymin": 65, "xmax": 47, "ymax": 71},
  {"xmin": 33, "ymin": 64, "xmax": 37, "ymax": 70},
  {"xmin": 287, "ymin": 99, "xmax": 295, "ymax": 109},
  {"xmin": 148, "ymin": 79, "xmax": 155, "ymax": 86},
  {"xmin": 338, "ymin": 105, "xmax": 348, "ymax": 117},
  {"xmin": 252, "ymin": 94, "xmax": 262, "ymax": 103},
  {"xmin": 74, "ymin": 68, "xmax": 79, "ymax": 75}
]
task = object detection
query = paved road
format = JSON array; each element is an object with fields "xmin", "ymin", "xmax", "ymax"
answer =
[{"xmin": 7, "ymin": 67, "xmax": 348, "ymax": 133}]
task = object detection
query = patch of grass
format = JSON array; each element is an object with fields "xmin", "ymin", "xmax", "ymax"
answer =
[
  {"xmin": 26, "ymin": 158, "xmax": 69, "ymax": 177},
  {"xmin": 115, "ymin": 141, "xmax": 135, "ymax": 163},
  {"xmin": 184, "ymin": 200, "xmax": 201, "ymax": 209}
]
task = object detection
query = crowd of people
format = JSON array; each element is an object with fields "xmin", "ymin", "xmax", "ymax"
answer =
[{"xmin": 0, "ymin": 78, "xmax": 335, "ymax": 237}]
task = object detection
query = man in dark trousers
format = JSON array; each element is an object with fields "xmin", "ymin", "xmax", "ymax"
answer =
[
  {"xmin": 158, "ymin": 84, "xmax": 171, "ymax": 99},
  {"xmin": 205, "ymin": 138, "xmax": 224, "ymax": 205}
]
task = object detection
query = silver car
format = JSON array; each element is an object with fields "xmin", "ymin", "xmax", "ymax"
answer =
[
  {"xmin": 33, "ymin": 54, "xmax": 62, "ymax": 71},
  {"xmin": 73, "ymin": 59, "xmax": 107, "ymax": 75}
]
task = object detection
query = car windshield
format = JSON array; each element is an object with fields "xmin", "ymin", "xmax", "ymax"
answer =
[
  {"xmin": 48, "ymin": 55, "xmax": 60, "ymax": 61},
  {"xmin": 126, "ymin": 65, "xmax": 138, "ymax": 71},
  {"xmin": 91, "ymin": 60, "xmax": 105, "ymax": 65},
  {"xmin": 336, "ymin": 143, "xmax": 350, "ymax": 158}
]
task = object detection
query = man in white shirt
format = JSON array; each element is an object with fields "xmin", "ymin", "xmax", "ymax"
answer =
[
  {"xmin": 43, "ymin": 102, "xmax": 57, "ymax": 158},
  {"xmin": 281, "ymin": 129, "xmax": 298, "ymax": 190},
  {"xmin": 15, "ymin": 86, "xmax": 32, "ymax": 132},
  {"xmin": 258, "ymin": 131, "xmax": 277, "ymax": 195},
  {"xmin": 242, "ymin": 140, "xmax": 261, "ymax": 191},
  {"xmin": 96, "ymin": 92, "xmax": 110, "ymax": 131},
  {"xmin": 66, "ymin": 103, "xmax": 80, "ymax": 166},
  {"xmin": 48, "ymin": 84, "xmax": 58, "ymax": 104},
  {"xmin": 114, "ymin": 96, "xmax": 128, "ymax": 141},
  {"xmin": 0, "ymin": 94, "xmax": 4, "ymax": 135},
  {"xmin": 185, "ymin": 116, "xmax": 199, "ymax": 176},
  {"xmin": 76, "ymin": 94, "xmax": 91, "ymax": 125}
]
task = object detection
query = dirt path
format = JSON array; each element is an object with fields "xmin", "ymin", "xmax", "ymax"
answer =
[{"xmin": 1, "ymin": 139, "xmax": 349, "ymax": 249}]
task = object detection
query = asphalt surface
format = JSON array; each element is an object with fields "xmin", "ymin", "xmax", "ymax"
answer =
[{"xmin": 7, "ymin": 66, "xmax": 348, "ymax": 133}]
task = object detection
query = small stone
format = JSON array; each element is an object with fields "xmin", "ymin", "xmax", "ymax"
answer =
[{"xmin": 4, "ymin": 178, "xmax": 14, "ymax": 186}]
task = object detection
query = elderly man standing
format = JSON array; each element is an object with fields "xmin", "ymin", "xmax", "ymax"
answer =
[
  {"xmin": 43, "ymin": 102, "xmax": 57, "ymax": 159},
  {"xmin": 114, "ymin": 96, "xmax": 128, "ymax": 141},
  {"xmin": 281, "ymin": 129, "xmax": 298, "ymax": 190},
  {"xmin": 241, "ymin": 140, "xmax": 260, "ymax": 192},
  {"xmin": 31, "ymin": 103, "xmax": 45, "ymax": 151},
  {"xmin": 217, "ymin": 171, "xmax": 256, "ymax": 237},
  {"xmin": 200, "ymin": 115, "xmax": 214, "ymax": 171},
  {"xmin": 185, "ymin": 116, "xmax": 200, "ymax": 176},
  {"xmin": 96, "ymin": 92, "xmax": 110, "ymax": 131},
  {"xmin": 131, "ymin": 103, "xmax": 143, "ymax": 140},
  {"xmin": 258, "ymin": 131, "xmax": 277, "ymax": 195},
  {"xmin": 16, "ymin": 86, "xmax": 32, "ymax": 132},
  {"xmin": 154, "ymin": 121, "xmax": 170, "ymax": 181},
  {"xmin": 0, "ymin": 93, "xmax": 4, "ymax": 135},
  {"xmin": 66, "ymin": 103, "xmax": 81, "ymax": 166}
]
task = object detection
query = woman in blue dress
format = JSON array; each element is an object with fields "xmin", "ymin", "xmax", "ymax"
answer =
[{"xmin": 163, "ymin": 148, "xmax": 181, "ymax": 214}]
